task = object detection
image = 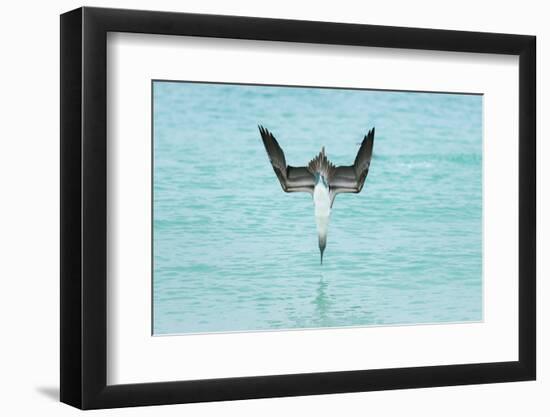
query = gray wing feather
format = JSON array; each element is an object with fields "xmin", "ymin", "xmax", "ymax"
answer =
[
  {"xmin": 259, "ymin": 126, "xmax": 315, "ymax": 193},
  {"xmin": 330, "ymin": 127, "xmax": 375, "ymax": 197}
]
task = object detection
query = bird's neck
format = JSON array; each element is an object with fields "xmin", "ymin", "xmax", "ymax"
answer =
[{"xmin": 314, "ymin": 181, "xmax": 331, "ymax": 264}]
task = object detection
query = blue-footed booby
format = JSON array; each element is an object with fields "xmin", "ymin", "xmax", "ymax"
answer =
[{"xmin": 259, "ymin": 126, "xmax": 375, "ymax": 264}]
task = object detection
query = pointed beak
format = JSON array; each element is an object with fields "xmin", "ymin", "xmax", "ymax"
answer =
[{"xmin": 318, "ymin": 233, "xmax": 327, "ymax": 265}]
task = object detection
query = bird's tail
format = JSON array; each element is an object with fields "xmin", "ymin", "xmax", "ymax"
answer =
[{"xmin": 308, "ymin": 147, "xmax": 336, "ymax": 182}]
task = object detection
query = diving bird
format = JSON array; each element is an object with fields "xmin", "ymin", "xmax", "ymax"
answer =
[{"xmin": 259, "ymin": 126, "xmax": 375, "ymax": 264}]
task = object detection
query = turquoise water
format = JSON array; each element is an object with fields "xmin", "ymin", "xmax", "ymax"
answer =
[{"xmin": 153, "ymin": 81, "xmax": 482, "ymax": 335}]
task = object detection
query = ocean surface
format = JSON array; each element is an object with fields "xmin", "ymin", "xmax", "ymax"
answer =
[{"xmin": 153, "ymin": 81, "xmax": 482, "ymax": 335}]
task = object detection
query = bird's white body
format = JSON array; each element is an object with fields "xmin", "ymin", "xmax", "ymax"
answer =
[{"xmin": 313, "ymin": 180, "xmax": 331, "ymax": 245}]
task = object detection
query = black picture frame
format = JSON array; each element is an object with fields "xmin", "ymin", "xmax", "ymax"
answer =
[{"xmin": 60, "ymin": 6, "xmax": 536, "ymax": 410}]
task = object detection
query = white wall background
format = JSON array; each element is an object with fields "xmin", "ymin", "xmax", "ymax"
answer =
[{"xmin": 0, "ymin": 0, "xmax": 545, "ymax": 415}]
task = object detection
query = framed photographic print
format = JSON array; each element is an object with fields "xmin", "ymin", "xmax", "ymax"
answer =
[{"xmin": 60, "ymin": 6, "xmax": 536, "ymax": 409}]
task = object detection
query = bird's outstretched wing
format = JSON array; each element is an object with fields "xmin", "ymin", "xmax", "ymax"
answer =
[
  {"xmin": 259, "ymin": 126, "xmax": 315, "ymax": 193},
  {"xmin": 330, "ymin": 127, "xmax": 375, "ymax": 200}
]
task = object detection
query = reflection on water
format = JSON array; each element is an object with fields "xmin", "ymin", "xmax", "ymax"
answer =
[{"xmin": 313, "ymin": 275, "xmax": 330, "ymax": 326}]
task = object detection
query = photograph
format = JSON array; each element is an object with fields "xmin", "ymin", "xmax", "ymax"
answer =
[
  {"xmin": 0, "ymin": 0, "xmax": 541, "ymax": 414},
  {"xmin": 152, "ymin": 81, "xmax": 483, "ymax": 335},
  {"xmin": 51, "ymin": 2, "xmax": 538, "ymax": 412}
]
